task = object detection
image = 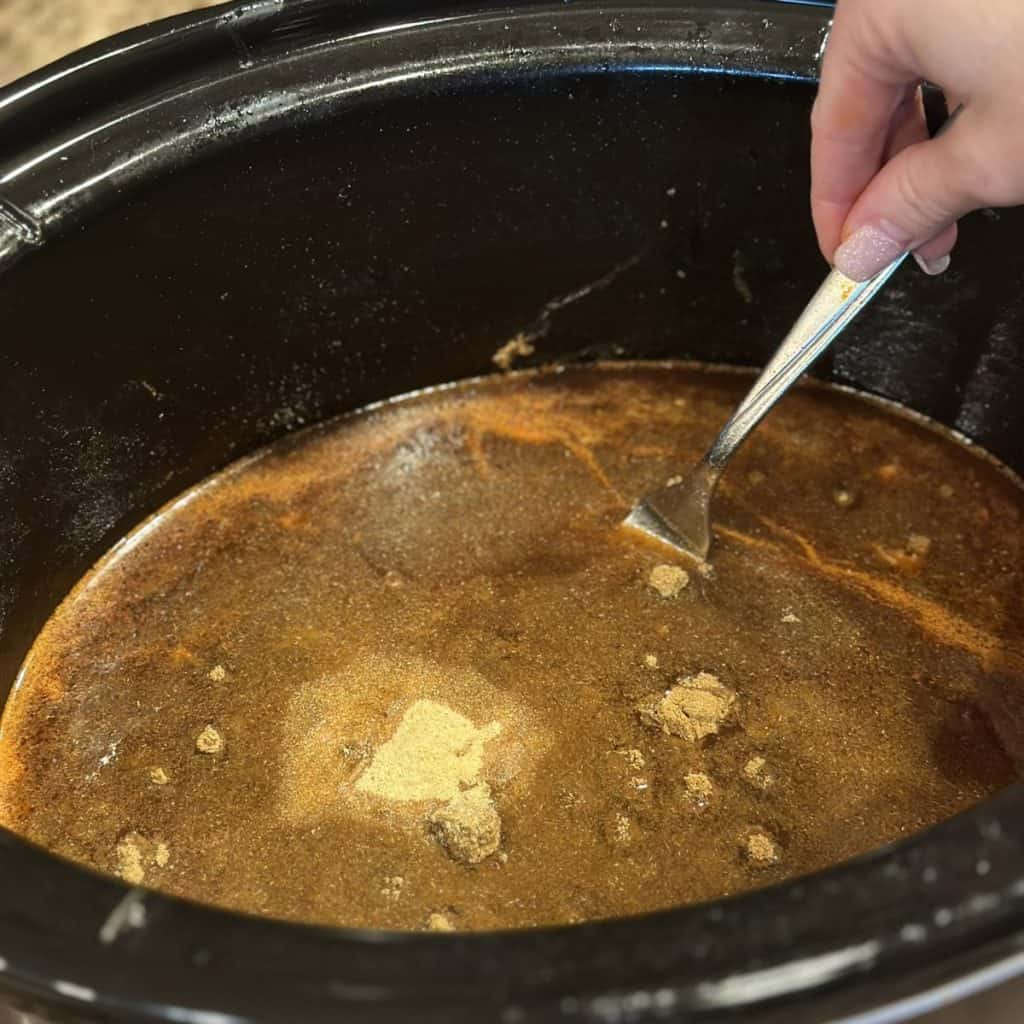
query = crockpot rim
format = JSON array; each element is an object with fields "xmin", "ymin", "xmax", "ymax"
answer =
[{"xmin": 1, "ymin": 1, "xmax": 1023, "ymax": 1022}]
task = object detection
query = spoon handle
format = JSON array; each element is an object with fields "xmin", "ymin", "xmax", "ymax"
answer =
[
  {"xmin": 704, "ymin": 102, "xmax": 964, "ymax": 476},
  {"xmin": 624, "ymin": 260, "xmax": 906, "ymax": 560},
  {"xmin": 703, "ymin": 258, "xmax": 906, "ymax": 474},
  {"xmin": 624, "ymin": 104, "xmax": 964, "ymax": 560}
]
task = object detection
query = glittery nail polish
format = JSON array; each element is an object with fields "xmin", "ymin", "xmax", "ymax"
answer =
[
  {"xmin": 833, "ymin": 223, "xmax": 906, "ymax": 281},
  {"xmin": 913, "ymin": 252, "xmax": 951, "ymax": 276}
]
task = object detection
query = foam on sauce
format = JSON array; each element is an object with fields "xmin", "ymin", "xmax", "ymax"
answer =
[{"xmin": 0, "ymin": 363, "xmax": 1021, "ymax": 931}]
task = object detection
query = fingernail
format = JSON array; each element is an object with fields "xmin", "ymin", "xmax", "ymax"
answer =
[
  {"xmin": 913, "ymin": 251, "xmax": 951, "ymax": 276},
  {"xmin": 833, "ymin": 222, "xmax": 906, "ymax": 281}
]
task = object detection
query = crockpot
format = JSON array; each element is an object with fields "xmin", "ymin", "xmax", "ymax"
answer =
[{"xmin": 0, "ymin": 1, "xmax": 1022, "ymax": 1021}]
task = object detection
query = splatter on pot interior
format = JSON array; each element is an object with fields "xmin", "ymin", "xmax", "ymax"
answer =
[{"xmin": 0, "ymin": 1, "xmax": 1022, "ymax": 1022}]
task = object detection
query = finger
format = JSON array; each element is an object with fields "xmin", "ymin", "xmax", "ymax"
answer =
[
  {"xmin": 832, "ymin": 116, "xmax": 981, "ymax": 280},
  {"xmin": 912, "ymin": 223, "xmax": 957, "ymax": 275},
  {"xmin": 884, "ymin": 86, "xmax": 928, "ymax": 162},
  {"xmin": 883, "ymin": 87, "xmax": 957, "ymax": 275},
  {"xmin": 810, "ymin": 8, "xmax": 918, "ymax": 261},
  {"xmin": 810, "ymin": 81, "xmax": 906, "ymax": 262}
]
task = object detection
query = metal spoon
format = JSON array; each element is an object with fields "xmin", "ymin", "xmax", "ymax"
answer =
[
  {"xmin": 623, "ymin": 258, "xmax": 906, "ymax": 560},
  {"xmin": 624, "ymin": 104, "xmax": 962, "ymax": 562}
]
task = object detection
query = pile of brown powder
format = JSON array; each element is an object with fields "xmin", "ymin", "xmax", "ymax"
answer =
[
  {"xmin": 356, "ymin": 699, "xmax": 502, "ymax": 802},
  {"xmin": 638, "ymin": 672, "xmax": 737, "ymax": 742},
  {"xmin": 353, "ymin": 699, "xmax": 506, "ymax": 865}
]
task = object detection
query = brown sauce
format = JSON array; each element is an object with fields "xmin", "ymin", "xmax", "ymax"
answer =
[{"xmin": 0, "ymin": 363, "xmax": 1021, "ymax": 932}]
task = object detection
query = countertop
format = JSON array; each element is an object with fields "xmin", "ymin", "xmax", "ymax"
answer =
[{"xmin": 0, "ymin": 0, "xmax": 220, "ymax": 86}]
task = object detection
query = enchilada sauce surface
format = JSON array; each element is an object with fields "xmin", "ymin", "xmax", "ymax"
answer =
[{"xmin": 0, "ymin": 363, "xmax": 1021, "ymax": 931}]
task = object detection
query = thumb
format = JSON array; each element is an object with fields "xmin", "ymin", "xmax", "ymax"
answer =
[{"xmin": 832, "ymin": 122, "xmax": 979, "ymax": 281}]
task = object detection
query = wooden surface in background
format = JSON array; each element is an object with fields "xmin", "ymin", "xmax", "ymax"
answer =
[{"xmin": 0, "ymin": 0, "xmax": 221, "ymax": 85}]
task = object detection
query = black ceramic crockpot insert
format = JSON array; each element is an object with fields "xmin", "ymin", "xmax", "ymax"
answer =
[{"xmin": 0, "ymin": 1, "xmax": 1022, "ymax": 1022}]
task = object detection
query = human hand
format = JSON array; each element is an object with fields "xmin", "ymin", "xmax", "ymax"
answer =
[{"xmin": 810, "ymin": 0, "xmax": 1024, "ymax": 281}]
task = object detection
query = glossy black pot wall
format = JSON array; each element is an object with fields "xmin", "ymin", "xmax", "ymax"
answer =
[{"xmin": 0, "ymin": 2, "xmax": 1023, "ymax": 1022}]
